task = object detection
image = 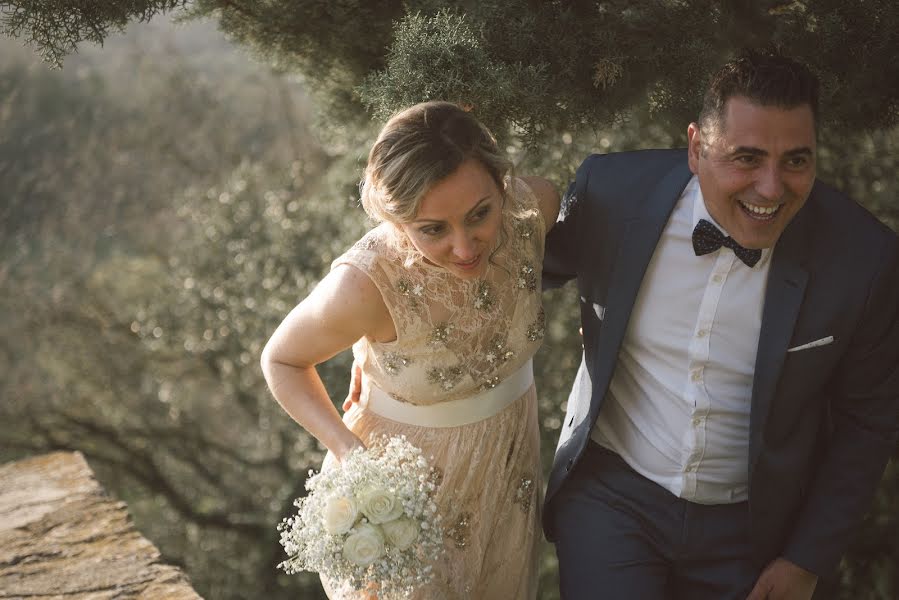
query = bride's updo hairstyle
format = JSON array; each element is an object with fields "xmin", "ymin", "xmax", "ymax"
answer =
[{"xmin": 360, "ymin": 101, "xmax": 512, "ymax": 226}]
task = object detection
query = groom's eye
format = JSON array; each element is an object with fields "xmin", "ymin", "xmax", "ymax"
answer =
[{"xmin": 784, "ymin": 155, "xmax": 810, "ymax": 170}]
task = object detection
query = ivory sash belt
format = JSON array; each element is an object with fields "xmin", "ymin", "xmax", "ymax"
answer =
[{"xmin": 362, "ymin": 359, "xmax": 533, "ymax": 428}]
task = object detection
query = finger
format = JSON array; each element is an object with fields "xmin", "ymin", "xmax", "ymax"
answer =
[
  {"xmin": 342, "ymin": 362, "xmax": 363, "ymax": 412},
  {"xmin": 342, "ymin": 384, "xmax": 355, "ymax": 413},
  {"xmin": 352, "ymin": 363, "xmax": 362, "ymax": 397},
  {"xmin": 745, "ymin": 577, "xmax": 769, "ymax": 600}
]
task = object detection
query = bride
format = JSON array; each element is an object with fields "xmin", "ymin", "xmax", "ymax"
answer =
[{"xmin": 261, "ymin": 101, "xmax": 559, "ymax": 598}]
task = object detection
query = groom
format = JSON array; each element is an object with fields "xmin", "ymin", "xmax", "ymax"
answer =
[{"xmin": 543, "ymin": 51, "xmax": 899, "ymax": 599}]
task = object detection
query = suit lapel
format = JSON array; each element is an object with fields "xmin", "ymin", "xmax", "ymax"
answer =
[
  {"xmin": 588, "ymin": 161, "xmax": 694, "ymax": 422},
  {"xmin": 748, "ymin": 205, "xmax": 811, "ymax": 474}
]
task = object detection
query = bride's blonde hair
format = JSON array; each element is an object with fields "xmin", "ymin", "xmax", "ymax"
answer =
[{"xmin": 360, "ymin": 101, "xmax": 512, "ymax": 227}]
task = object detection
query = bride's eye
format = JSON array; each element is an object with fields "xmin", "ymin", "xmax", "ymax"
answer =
[
  {"xmin": 469, "ymin": 206, "xmax": 491, "ymax": 222},
  {"xmin": 419, "ymin": 224, "xmax": 445, "ymax": 236}
]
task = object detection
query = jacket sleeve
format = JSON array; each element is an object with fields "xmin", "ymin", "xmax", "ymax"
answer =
[
  {"xmin": 783, "ymin": 234, "xmax": 899, "ymax": 577},
  {"xmin": 542, "ymin": 155, "xmax": 596, "ymax": 290}
]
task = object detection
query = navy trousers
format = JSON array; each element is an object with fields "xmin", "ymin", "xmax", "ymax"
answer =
[{"xmin": 549, "ymin": 441, "xmax": 760, "ymax": 600}]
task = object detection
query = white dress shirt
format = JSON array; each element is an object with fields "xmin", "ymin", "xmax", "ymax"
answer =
[{"xmin": 590, "ymin": 176, "xmax": 772, "ymax": 504}]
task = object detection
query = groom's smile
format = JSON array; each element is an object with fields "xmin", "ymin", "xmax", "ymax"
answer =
[{"xmin": 738, "ymin": 198, "xmax": 783, "ymax": 220}]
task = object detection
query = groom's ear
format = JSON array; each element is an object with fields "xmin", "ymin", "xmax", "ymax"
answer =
[{"xmin": 687, "ymin": 122, "xmax": 702, "ymax": 175}]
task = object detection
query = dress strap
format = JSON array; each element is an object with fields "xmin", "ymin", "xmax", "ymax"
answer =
[{"xmin": 358, "ymin": 359, "xmax": 533, "ymax": 428}]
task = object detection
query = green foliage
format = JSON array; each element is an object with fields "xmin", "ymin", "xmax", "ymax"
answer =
[
  {"xmin": 0, "ymin": 39, "xmax": 343, "ymax": 599},
  {"xmin": 1, "ymin": 1, "xmax": 188, "ymax": 67},
  {"xmin": 5, "ymin": 2, "xmax": 899, "ymax": 135},
  {"xmin": 364, "ymin": 1, "xmax": 899, "ymax": 143},
  {"xmin": 817, "ymin": 128, "xmax": 899, "ymax": 232},
  {"xmin": 839, "ymin": 453, "xmax": 899, "ymax": 600},
  {"xmin": 188, "ymin": 0, "xmax": 405, "ymax": 126},
  {"xmin": 189, "ymin": 0, "xmax": 401, "ymax": 75},
  {"xmin": 359, "ymin": 10, "xmax": 546, "ymax": 143},
  {"xmin": 130, "ymin": 159, "xmax": 368, "ymax": 599}
]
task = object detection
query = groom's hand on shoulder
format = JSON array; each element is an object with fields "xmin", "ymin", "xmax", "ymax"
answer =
[
  {"xmin": 342, "ymin": 360, "xmax": 363, "ymax": 412},
  {"xmin": 746, "ymin": 557, "xmax": 817, "ymax": 600},
  {"xmin": 519, "ymin": 176, "xmax": 560, "ymax": 232}
]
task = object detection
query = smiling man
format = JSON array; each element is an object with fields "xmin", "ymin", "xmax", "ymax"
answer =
[
  {"xmin": 688, "ymin": 95, "xmax": 817, "ymax": 251},
  {"xmin": 544, "ymin": 52, "xmax": 899, "ymax": 600}
]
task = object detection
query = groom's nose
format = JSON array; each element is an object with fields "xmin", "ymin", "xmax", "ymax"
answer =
[{"xmin": 755, "ymin": 163, "xmax": 785, "ymax": 202}]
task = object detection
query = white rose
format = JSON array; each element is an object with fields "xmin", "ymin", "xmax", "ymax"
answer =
[
  {"xmin": 358, "ymin": 487, "xmax": 404, "ymax": 524},
  {"xmin": 380, "ymin": 517, "xmax": 419, "ymax": 550},
  {"xmin": 342, "ymin": 523, "xmax": 385, "ymax": 566},
  {"xmin": 322, "ymin": 495, "xmax": 359, "ymax": 535}
]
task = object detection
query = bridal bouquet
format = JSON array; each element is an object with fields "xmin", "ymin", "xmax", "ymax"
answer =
[{"xmin": 278, "ymin": 435, "xmax": 444, "ymax": 598}]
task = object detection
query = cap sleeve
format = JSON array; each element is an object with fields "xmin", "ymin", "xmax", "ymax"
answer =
[{"xmin": 330, "ymin": 226, "xmax": 422, "ymax": 343}]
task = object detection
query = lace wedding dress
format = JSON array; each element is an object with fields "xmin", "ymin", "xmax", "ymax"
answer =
[{"xmin": 322, "ymin": 178, "xmax": 546, "ymax": 599}]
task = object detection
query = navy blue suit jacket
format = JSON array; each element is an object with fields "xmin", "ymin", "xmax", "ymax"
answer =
[{"xmin": 542, "ymin": 149, "xmax": 899, "ymax": 577}]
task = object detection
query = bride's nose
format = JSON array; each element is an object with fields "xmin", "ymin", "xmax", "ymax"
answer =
[{"xmin": 450, "ymin": 231, "xmax": 478, "ymax": 261}]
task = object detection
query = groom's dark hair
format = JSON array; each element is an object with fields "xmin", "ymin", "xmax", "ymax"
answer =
[{"xmin": 699, "ymin": 50, "xmax": 820, "ymax": 134}]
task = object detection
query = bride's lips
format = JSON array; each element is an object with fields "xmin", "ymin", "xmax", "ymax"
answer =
[{"xmin": 453, "ymin": 254, "xmax": 482, "ymax": 270}]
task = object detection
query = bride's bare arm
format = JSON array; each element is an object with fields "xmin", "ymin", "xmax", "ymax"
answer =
[{"xmin": 260, "ymin": 264, "xmax": 395, "ymax": 461}]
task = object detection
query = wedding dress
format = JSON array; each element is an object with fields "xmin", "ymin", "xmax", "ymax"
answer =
[{"xmin": 322, "ymin": 178, "xmax": 546, "ymax": 599}]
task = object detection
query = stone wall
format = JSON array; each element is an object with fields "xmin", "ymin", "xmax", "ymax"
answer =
[{"xmin": 0, "ymin": 452, "xmax": 202, "ymax": 599}]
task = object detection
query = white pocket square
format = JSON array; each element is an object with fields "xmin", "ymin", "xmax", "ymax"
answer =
[
  {"xmin": 787, "ymin": 336, "xmax": 834, "ymax": 353},
  {"xmin": 580, "ymin": 297, "xmax": 606, "ymax": 320}
]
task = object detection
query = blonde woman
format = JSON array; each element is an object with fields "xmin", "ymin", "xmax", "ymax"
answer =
[{"xmin": 261, "ymin": 101, "xmax": 559, "ymax": 598}]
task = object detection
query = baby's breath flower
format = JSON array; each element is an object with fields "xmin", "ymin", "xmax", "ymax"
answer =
[{"xmin": 279, "ymin": 435, "xmax": 445, "ymax": 598}]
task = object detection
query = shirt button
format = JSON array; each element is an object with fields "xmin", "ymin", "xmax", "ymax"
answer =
[
  {"xmin": 692, "ymin": 416, "xmax": 703, "ymax": 426},
  {"xmin": 712, "ymin": 274, "xmax": 724, "ymax": 283},
  {"xmin": 697, "ymin": 329, "xmax": 708, "ymax": 338},
  {"xmin": 691, "ymin": 369, "xmax": 702, "ymax": 382}
]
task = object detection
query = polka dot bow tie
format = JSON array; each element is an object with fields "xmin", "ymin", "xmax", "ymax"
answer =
[{"xmin": 692, "ymin": 219, "xmax": 762, "ymax": 267}]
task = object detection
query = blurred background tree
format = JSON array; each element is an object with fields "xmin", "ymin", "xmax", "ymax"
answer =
[{"xmin": 1, "ymin": 2, "xmax": 896, "ymax": 599}]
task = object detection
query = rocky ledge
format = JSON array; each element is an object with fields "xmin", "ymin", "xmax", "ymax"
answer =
[{"xmin": 0, "ymin": 452, "xmax": 202, "ymax": 599}]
